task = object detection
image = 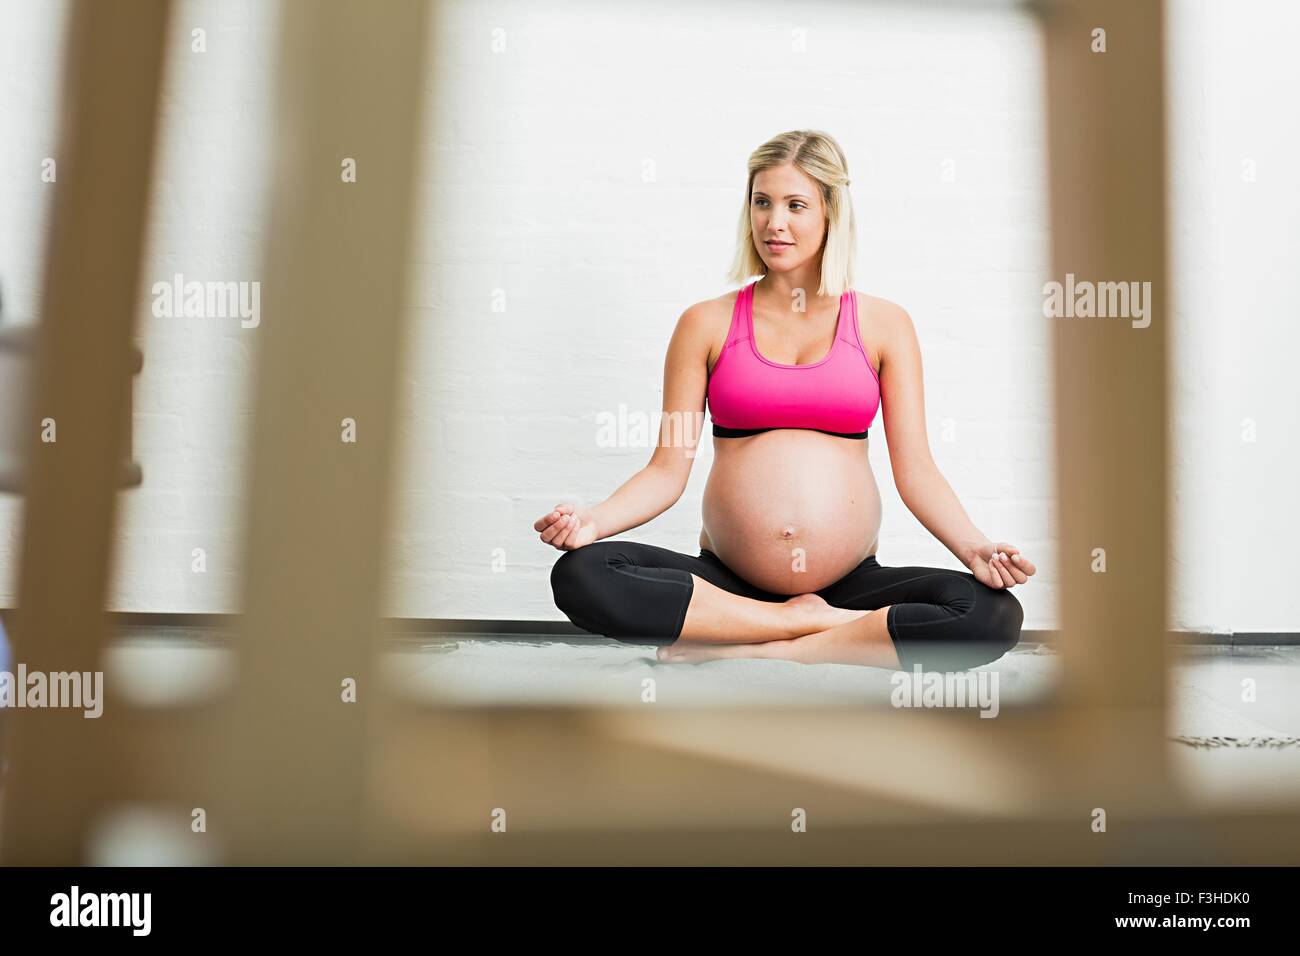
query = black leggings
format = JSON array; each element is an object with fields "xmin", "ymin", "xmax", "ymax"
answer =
[{"xmin": 550, "ymin": 541, "xmax": 1024, "ymax": 671}]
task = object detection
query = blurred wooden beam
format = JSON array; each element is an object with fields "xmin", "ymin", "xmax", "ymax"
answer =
[
  {"xmin": 212, "ymin": 0, "xmax": 429, "ymax": 864},
  {"xmin": 1039, "ymin": 0, "xmax": 1173, "ymax": 804},
  {"xmin": 98, "ymin": 700, "xmax": 1300, "ymax": 864},
  {"xmin": 360, "ymin": 813, "xmax": 1300, "ymax": 866},
  {"xmin": 0, "ymin": 0, "xmax": 172, "ymax": 865}
]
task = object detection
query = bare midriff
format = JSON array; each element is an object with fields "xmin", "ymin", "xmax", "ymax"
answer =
[{"xmin": 699, "ymin": 429, "xmax": 881, "ymax": 595}]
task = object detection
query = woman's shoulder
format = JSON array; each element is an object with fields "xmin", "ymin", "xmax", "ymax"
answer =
[
  {"xmin": 670, "ymin": 290, "xmax": 746, "ymax": 376},
  {"xmin": 678, "ymin": 288, "xmax": 743, "ymax": 335},
  {"xmin": 854, "ymin": 290, "xmax": 910, "ymax": 321},
  {"xmin": 853, "ymin": 291, "xmax": 915, "ymax": 369},
  {"xmin": 667, "ymin": 292, "xmax": 737, "ymax": 363},
  {"xmin": 854, "ymin": 291, "xmax": 914, "ymax": 336}
]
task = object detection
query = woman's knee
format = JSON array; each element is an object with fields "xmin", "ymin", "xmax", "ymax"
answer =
[
  {"xmin": 981, "ymin": 586, "xmax": 1024, "ymax": 660},
  {"xmin": 549, "ymin": 544, "xmax": 607, "ymax": 615}
]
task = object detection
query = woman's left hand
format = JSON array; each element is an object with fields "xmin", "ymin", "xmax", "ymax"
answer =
[{"xmin": 968, "ymin": 541, "xmax": 1036, "ymax": 589}]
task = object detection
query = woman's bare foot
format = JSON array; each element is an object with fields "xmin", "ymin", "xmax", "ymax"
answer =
[
  {"xmin": 782, "ymin": 593, "xmax": 866, "ymax": 633},
  {"xmin": 657, "ymin": 640, "xmax": 788, "ymax": 664},
  {"xmin": 657, "ymin": 596, "xmax": 870, "ymax": 664}
]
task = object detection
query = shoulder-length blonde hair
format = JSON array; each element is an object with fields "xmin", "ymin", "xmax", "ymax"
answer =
[{"xmin": 726, "ymin": 129, "xmax": 856, "ymax": 299}]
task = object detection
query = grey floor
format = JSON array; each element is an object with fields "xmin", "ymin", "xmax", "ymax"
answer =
[
  {"xmin": 3, "ymin": 632, "xmax": 1297, "ymax": 864},
  {"xmin": 93, "ymin": 632, "xmax": 1300, "ymax": 811}
]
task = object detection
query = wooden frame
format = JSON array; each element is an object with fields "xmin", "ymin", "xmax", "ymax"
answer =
[
  {"xmin": 0, "ymin": 0, "xmax": 171, "ymax": 865},
  {"xmin": 4, "ymin": 0, "xmax": 1298, "ymax": 866}
]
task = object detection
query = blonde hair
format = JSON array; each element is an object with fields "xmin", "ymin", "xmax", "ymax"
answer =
[{"xmin": 726, "ymin": 129, "xmax": 856, "ymax": 299}]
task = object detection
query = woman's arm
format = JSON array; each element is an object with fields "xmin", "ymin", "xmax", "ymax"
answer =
[
  {"xmin": 584, "ymin": 464, "xmax": 689, "ymax": 541},
  {"xmin": 538, "ymin": 303, "xmax": 711, "ymax": 548},
  {"xmin": 874, "ymin": 299, "xmax": 1033, "ymax": 586}
]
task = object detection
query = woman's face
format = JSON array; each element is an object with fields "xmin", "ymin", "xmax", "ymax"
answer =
[{"xmin": 750, "ymin": 163, "xmax": 826, "ymax": 272}]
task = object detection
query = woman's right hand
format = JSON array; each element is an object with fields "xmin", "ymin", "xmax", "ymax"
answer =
[{"xmin": 535, "ymin": 502, "xmax": 599, "ymax": 551}]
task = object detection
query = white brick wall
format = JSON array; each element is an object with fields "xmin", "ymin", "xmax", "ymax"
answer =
[
  {"xmin": 1167, "ymin": 0, "xmax": 1300, "ymax": 632},
  {"xmin": 0, "ymin": 0, "xmax": 1296, "ymax": 633}
]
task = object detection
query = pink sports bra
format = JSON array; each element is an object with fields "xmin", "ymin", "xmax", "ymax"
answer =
[{"xmin": 706, "ymin": 280, "xmax": 881, "ymax": 439}]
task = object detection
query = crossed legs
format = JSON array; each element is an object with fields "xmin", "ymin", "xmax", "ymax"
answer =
[
  {"xmin": 550, "ymin": 542, "xmax": 903, "ymax": 668},
  {"xmin": 550, "ymin": 541, "xmax": 1022, "ymax": 672},
  {"xmin": 663, "ymin": 578, "xmax": 900, "ymax": 668}
]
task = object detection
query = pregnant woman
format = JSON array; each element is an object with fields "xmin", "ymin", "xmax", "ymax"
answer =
[{"xmin": 539, "ymin": 129, "xmax": 1035, "ymax": 671}]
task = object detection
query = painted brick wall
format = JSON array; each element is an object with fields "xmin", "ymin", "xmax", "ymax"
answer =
[{"xmin": 0, "ymin": 0, "xmax": 1295, "ymax": 634}]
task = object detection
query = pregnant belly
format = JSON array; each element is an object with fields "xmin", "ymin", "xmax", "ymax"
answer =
[{"xmin": 700, "ymin": 431, "xmax": 882, "ymax": 594}]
